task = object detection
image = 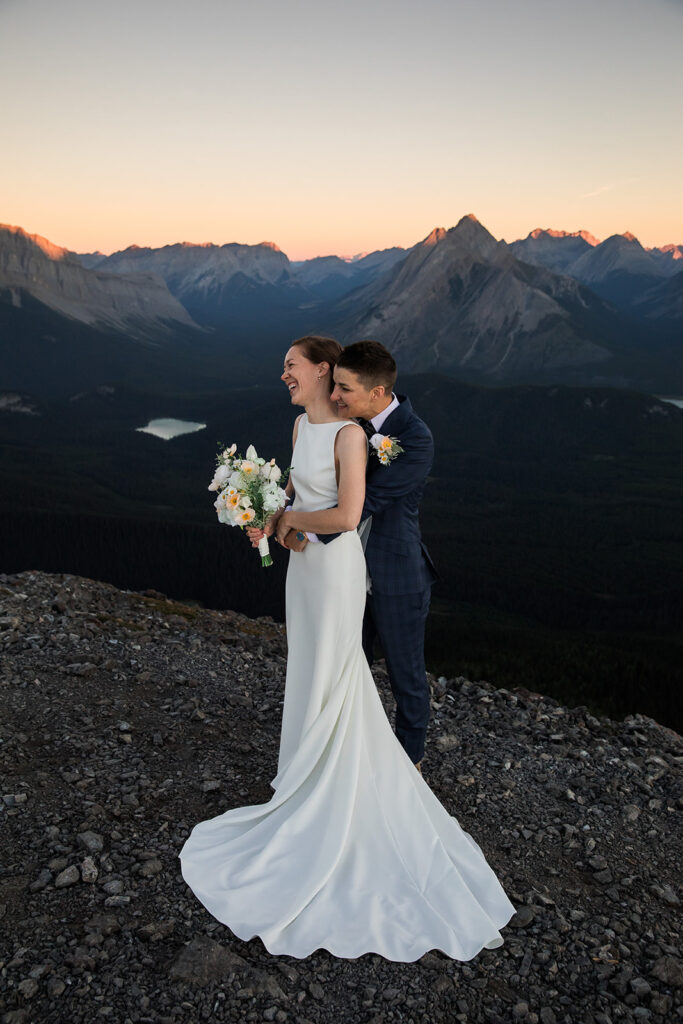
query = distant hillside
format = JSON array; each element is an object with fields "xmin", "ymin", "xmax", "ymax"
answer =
[
  {"xmin": 510, "ymin": 228, "xmax": 683, "ymax": 313},
  {"xmin": 0, "ymin": 290, "xmax": 215, "ymax": 399},
  {"xmin": 509, "ymin": 228, "xmax": 600, "ymax": 273},
  {"xmin": 633, "ymin": 270, "xmax": 683, "ymax": 322},
  {"xmin": 291, "ymin": 247, "xmax": 408, "ymax": 300},
  {"xmin": 96, "ymin": 240, "xmax": 305, "ymax": 325},
  {"xmin": 90, "ymin": 240, "xmax": 407, "ymax": 318},
  {"xmin": 0, "ymin": 224, "xmax": 197, "ymax": 332}
]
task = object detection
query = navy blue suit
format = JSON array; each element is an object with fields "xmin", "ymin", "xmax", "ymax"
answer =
[
  {"xmin": 323, "ymin": 394, "xmax": 437, "ymax": 762},
  {"xmin": 360, "ymin": 395, "xmax": 436, "ymax": 763}
]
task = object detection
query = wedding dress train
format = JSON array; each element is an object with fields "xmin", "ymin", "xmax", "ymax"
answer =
[{"xmin": 179, "ymin": 414, "xmax": 515, "ymax": 960}]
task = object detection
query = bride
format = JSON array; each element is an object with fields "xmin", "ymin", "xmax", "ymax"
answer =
[{"xmin": 178, "ymin": 335, "xmax": 515, "ymax": 961}]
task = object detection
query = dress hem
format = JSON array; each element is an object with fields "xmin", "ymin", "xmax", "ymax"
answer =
[{"xmin": 179, "ymin": 852, "xmax": 514, "ymax": 963}]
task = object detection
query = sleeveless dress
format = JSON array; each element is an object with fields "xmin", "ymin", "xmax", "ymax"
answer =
[{"xmin": 179, "ymin": 414, "xmax": 515, "ymax": 961}]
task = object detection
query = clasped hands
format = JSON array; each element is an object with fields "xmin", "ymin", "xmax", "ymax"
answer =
[{"xmin": 245, "ymin": 509, "xmax": 308, "ymax": 553}]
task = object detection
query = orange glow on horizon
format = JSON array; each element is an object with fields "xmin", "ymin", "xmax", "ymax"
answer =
[{"xmin": 3, "ymin": 213, "xmax": 679, "ymax": 265}]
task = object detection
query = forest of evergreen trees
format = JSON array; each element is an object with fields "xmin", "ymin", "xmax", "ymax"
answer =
[
  {"xmin": 1, "ymin": 501, "xmax": 680, "ymax": 732},
  {"xmin": 1, "ymin": 374, "xmax": 681, "ymax": 732}
]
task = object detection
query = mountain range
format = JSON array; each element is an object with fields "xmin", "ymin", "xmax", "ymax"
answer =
[
  {"xmin": 0, "ymin": 224, "xmax": 197, "ymax": 332},
  {"xmin": 509, "ymin": 228, "xmax": 683, "ymax": 314},
  {"xmin": 336, "ymin": 218, "xmax": 615, "ymax": 378},
  {"xmin": 79, "ymin": 239, "xmax": 406, "ymax": 319},
  {"xmin": 1, "ymin": 214, "xmax": 681, "ymax": 393}
]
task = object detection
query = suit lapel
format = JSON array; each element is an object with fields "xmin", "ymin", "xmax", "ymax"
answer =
[
  {"xmin": 364, "ymin": 395, "xmax": 412, "ymax": 477},
  {"xmin": 379, "ymin": 395, "xmax": 411, "ymax": 437}
]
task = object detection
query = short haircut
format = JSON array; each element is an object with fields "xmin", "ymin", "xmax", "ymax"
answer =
[
  {"xmin": 337, "ymin": 340, "xmax": 397, "ymax": 393},
  {"xmin": 290, "ymin": 335, "xmax": 342, "ymax": 392}
]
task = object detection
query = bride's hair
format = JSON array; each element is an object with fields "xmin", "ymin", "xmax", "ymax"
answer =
[{"xmin": 291, "ymin": 335, "xmax": 342, "ymax": 392}]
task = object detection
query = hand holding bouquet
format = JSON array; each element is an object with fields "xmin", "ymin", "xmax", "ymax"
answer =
[{"xmin": 208, "ymin": 443, "xmax": 288, "ymax": 566}]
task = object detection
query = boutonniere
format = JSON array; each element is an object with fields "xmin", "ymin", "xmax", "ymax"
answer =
[{"xmin": 370, "ymin": 433, "xmax": 404, "ymax": 466}]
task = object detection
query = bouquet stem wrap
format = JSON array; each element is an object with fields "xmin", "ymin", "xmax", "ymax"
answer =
[{"xmin": 258, "ymin": 536, "xmax": 272, "ymax": 567}]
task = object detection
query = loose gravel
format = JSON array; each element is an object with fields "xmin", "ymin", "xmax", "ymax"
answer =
[{"xmin": 1, "ymin": 570, "xmax": 681, "ymax": 1024}]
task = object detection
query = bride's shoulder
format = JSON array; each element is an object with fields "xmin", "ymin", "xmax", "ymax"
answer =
[{"xmin": 335, "ymin": 420, "xmax": 366, "ymax": 448}]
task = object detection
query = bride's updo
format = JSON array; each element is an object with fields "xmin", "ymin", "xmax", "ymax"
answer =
[{"xmin": 291, "ymin": 335, "xmax": 342, "ymax": 392}]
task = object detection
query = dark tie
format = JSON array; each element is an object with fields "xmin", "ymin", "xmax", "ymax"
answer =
[{"xmin": 357, "ymin": 417, "xmax": 375, "ymax": 439}]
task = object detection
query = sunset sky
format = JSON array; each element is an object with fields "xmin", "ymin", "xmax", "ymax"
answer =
[{"xmin": 1, "ymin": 0, "xmax": 681, "ymax": 260}]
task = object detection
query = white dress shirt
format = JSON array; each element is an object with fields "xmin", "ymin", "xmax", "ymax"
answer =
[{"xmin": 368, "ymin": 392, "xmax": 399, "ymax": 434}]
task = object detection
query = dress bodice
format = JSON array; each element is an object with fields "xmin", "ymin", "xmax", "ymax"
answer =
[{"xmin": 290, "ymin": 414, "xmax": 355, "ymax": 512}]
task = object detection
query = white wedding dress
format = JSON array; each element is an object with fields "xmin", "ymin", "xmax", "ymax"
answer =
[{"xmin": 179, "ymin": 414, "xmax": 515, "ymax": 961}]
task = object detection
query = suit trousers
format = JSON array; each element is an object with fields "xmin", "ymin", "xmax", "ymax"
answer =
[{"xmin": 362, "ymin": 585, "xmax": 432, "ymax": 764}]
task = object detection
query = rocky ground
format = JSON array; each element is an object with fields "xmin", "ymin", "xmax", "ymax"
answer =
[{"xmin": 0, "ymin": 570, "xmax": 681, "ymax": 1024}]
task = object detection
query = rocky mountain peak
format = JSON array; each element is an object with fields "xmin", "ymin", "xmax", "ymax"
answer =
[
  {"xmin": 1, "ymin": 223, "xmax": 76, "ymax": 263},
  {"xmin": 343, "ymin": 213, "xmax": 613, "ymax": 378},
  {"xmin": 658, "ymin": 243, "xmax": 683, "ymax": 258},
  {"xmin": 601, "ymin": 232, "xmax": 646, "ymax": 253},
  {"xmin": 416, "ymin": 217, "xmax": 501, "ymax": 262},
  {"xmin": 423, "ymin": 227, "xmax": 447, "ymax": 246},
  {"xmin": 445, "ymin": 214, "xmax": 503, "ymax": 261},
  {"xmin": 527, "ymin": 228, "xmax": 600, "ymax": 247}
]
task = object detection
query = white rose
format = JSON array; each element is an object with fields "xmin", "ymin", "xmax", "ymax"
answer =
[
  {"xmin": 370, "ymin": 433, "xmax": 384, "ymax": 450},
  {"xmin": 245, "ymin": 444, "xmax": 258, "ymax": 461}
]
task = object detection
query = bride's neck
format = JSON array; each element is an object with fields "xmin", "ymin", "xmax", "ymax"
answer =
[{"xmin": 305, "ymin": 394, "xmax": 343, "ymax": 424}]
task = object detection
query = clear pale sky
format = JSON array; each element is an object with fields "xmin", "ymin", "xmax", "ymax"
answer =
[{"xmin": 1, "ymin": 0, "xmax": 681, "ymax": 259}]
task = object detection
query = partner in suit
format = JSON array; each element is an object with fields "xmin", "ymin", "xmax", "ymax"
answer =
[{"xmin": 329, "ymin": 340, "xmax": 437, "ymax": 770}]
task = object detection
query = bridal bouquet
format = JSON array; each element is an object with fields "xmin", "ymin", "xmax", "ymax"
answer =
[{"xmin": 208, "ymin": 443, "xmax": 287, "ymax": 566}]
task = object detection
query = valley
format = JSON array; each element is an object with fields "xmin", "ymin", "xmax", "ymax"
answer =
[{"xmin": 1, "ymin": 374, "xmax": 681, "ymax": 731}]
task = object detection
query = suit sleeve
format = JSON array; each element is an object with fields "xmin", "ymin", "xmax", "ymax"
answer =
[
  {"xmin": 361, "ymin": 430, "xmax": 433, "ymax": 518},
  {"xmin": 319, "ymin": 426, "xmax": 432, "ymax": 543}
]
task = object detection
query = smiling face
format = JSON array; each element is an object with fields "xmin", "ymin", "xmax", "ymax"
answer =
[
  {"xmin": 281, "ymin": 346, "xmax": 327, "ymax": 406},
  {"xmin": 331, "ymin": 367, "xmax": 387, "ymax": 420}
]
